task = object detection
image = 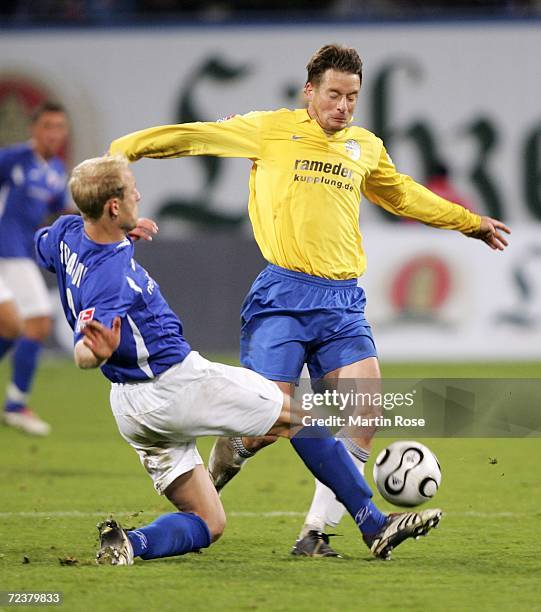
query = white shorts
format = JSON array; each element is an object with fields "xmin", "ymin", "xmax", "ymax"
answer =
[
  {"xmin": 0, "ymin": 273, "xmax": 13, "ymax": 304},
  {"xmin": 109, "ymin": 351, "xmax": 283, "ymax": 495},
  {"xmin": 0, "ymin": 258, "xmax": 52, "ymax": 317}
]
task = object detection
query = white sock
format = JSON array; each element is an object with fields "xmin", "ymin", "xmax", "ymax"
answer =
[
  {"xmin": 299, "ymin": 448, "xmax": 367, "ymax": 538},
  {"xmin": 229, "ymin": 436, "xmax": 255, "ymax": 460},
  {"xmin": 7, "ymin": 382, "xmax": 28, "ymax": 405}
]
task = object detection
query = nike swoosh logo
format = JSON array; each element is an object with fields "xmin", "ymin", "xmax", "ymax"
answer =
[{"xmin": 291, "ymin": 135, "xmax": 304, "ymax": 140}]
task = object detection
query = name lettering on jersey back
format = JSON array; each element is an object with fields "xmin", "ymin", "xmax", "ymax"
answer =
[
  {"xmin": 59, "ymin": 240, "xmax": 88, "ymax": 288},
  {"xmin": 293, "ymin": 159, "xmax": 355, "ymax": 192}
]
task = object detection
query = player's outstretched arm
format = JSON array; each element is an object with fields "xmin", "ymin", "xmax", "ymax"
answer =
[
  {"xmin": 109, "ymin": 113, "xmax": 265, "ymax": 162},
  {"xmin": 463, "ymin": 216, "xmax": 511, "ymax": 251},
  {"xmin": 74, "ymin": 317, "xmax": 121, "ymax": 369}
]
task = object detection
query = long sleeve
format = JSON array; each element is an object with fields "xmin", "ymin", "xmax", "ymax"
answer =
[
  {"xmin": 110, "ymin": 111, "xmax": 268, "ymax": 162},
  {"xmin": 363, "ymin": 144, "xmax": 481, "ymax": 233}
]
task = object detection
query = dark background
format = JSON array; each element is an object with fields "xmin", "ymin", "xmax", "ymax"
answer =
[
  {"xmin": 136, "ymin": 235, "xmax": 266, "ymax": 352},
  {"xmin": 1, "ymin": 0, "xmax": 540, "ymax": 24}
]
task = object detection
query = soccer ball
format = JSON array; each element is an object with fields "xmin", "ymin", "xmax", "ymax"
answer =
[{"xmin": 373, "ymin": 441, "xmax": 442, "ymax": 507}]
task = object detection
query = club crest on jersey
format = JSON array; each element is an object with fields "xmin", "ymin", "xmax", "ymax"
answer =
[
  {"xmin": 76, "ymin": 307, "xmax": 95, "ymax": 332},
  {"xmin": 345, "ymin": 139, "xmax": 361, "ymax": 161}
]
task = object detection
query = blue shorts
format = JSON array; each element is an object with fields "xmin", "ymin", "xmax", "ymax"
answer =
[{"xmin": 240, "ymin": 264, "xmax": 377, "ymax": 382}]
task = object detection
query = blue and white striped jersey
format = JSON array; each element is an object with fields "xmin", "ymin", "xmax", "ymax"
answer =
[
  {"xmin": 35, "ymin": 215, "xmax": 191, "ymax": 383},
  {"xmin": 0, "ymin": 142, "xmax": 67, "ymax": 258}
]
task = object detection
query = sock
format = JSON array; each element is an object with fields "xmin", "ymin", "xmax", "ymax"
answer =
[
  {"xmin": 342, "ymin": 438, "xmax": 370, "ymax": 466},
  {"xmin": 5, "ymin": 382, "xmax": 29, "ymax": 413},
  {"xmin": 291, "ymin": 426, "xmax": 386, "ymax": 536},
  {"xmin": 302, "ymin": 479, "xmax": 336, "ymax": 535},
  {"xmin": 301, "ymin": 448, "xmax": 369, "ymax": 537},
  {"xmin": 5, "ymin": 337, "xmax": 42, "ymax": 412},
  {"xmin": 230, "ymin": 436, "xmax": 255, "ymax": 459},
  {"xmin": 0, "ymin": 336, "xmax": 14, "ymax": 360},
  {"xmin": 127, "ymin": 512, "xmax": 211, "ymax": 560}
]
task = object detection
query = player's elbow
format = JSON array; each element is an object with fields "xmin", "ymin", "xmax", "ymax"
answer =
[
  {"xmin": 74, "ymin": 356, "xmax": 96, "ymax": 370},
  {"xmin": 74, "ymin": 353, "xmax": 93, "ymax": 369},
  {"xmin": 73, "ymin": 341, "xmax": 101, "ymax": 369}
]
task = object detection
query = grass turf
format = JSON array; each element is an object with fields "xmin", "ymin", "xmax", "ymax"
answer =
[{"xmin": 0, "ymin": 358, "xmax": 540, "ymax": 611}]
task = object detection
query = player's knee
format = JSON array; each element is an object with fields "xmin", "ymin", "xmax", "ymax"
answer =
[
  {"xmin": 0, "ymin": 305, "xmax": 23, "ymax": 339},
  {"xmin": 206, "ymin": 509, "xmax": 226, "ymax": 542},
  {"xmin": 1, "ymin": 318, "xmax": 23, "ymax": 340},
  {"xmin": 23, "ymin": 316, "xmax": 51, "ymax": 341}
]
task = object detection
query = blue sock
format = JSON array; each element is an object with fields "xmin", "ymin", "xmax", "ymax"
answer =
[
  {"xmin": 291, "ymin": 426, "xmax": 387, "ymax": 535},
  {"xmin": 5, "ymin": 337, "xmax": 42, "ymax": 412},
  {"xmin": 0, "ymin": 336, "xmax": 14, "ymax": 360},
  {"xmin": 127, "ymin": 512, "xmax": 211, "ymax": 560}
]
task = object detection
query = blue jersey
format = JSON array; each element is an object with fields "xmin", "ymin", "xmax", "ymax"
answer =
[
  {"xmin": 0, "ymin": 142, "xmax": 67, "ymax": 258},
  {"xmin": 34, "ymin": 215, "xmax": 191, "ymax": 383}
]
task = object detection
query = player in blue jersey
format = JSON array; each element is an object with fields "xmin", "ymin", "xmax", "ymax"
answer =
[
  {"xmin": 0, "ymin": 101, "xmax": 70, "ymax": 436},
  {"xmin": 35, "ymin": 154, "xmax": 442, "ymax": 564}
]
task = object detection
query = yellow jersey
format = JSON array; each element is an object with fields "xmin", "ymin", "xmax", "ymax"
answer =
[{"xmin": 110, "ymin": 108, "xmax": 481, "ymax": 280}]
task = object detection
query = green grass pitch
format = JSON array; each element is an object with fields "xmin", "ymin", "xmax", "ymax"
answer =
[{"xmin": 1, "ymin": 357, "xmax": 540, "ymax": 611}]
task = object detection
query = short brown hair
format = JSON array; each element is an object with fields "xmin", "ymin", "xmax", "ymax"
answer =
[
  {"xmin": 306, "ymin": 44, "xmax": 363, "ymax": 86},
  {"xmin": 69, "ymin": 155, "xmax": 129, "ymax": 220},
  {"xmin": 31, "ymin": 101, "xmax": 67, "ymax": 123}
]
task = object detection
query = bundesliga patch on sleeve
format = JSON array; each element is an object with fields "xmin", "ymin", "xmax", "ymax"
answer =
[{"xmin": 76, "ymin": 307, "xmax": 95, "ymax": 333}]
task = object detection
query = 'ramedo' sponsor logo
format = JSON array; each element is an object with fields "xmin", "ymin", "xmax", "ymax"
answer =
[
  {"xmin": 293, "ymin": 158, "xmax": 355, "ymax": 191},
  {"xmin": 294, "ymin": 159, "xmax": 354, "ymax": 179}
]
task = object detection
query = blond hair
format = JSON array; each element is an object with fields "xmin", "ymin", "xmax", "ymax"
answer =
[{"xmin": 69, "ymin": 155, "xmax": 129, "ymax": 220}]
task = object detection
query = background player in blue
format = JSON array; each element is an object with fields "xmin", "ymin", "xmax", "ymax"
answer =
[
  {"xmin": 35, "ymin": 154, "xmax": 442, "ymax": 564},
  {"xmin": 0, "ymin": 101, "xmax": 70, "ymax": 436}
]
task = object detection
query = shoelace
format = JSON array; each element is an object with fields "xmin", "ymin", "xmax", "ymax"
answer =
[{"xmin": 312, "ymin": 531, "xmax": 343, "ymax": 543}]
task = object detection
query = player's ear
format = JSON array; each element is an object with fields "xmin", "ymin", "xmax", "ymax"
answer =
[
  {"xmin": 304, "ymin": 82, "xmax": 314, "ymax": 99},
  {"xmin": 106, "ymin": 198, "xmax": 120, "ymax": 220}
]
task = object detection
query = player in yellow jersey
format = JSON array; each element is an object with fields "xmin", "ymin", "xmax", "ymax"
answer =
[{"xmin": 110, "ymin": 44, "xmax": 510, "ymax": 558}]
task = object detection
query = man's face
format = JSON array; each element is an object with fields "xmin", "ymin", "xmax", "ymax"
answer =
[
  {"xmin": 31, "ymin": 111, "xmax": 69, "ymax": 159},
  {"xmin": 305, "ymin": 69, "xmax": 360, "ymax": 134},
  {"xmin": 117, "ymin": 169, "xmax": 141, "ymax": 232}
]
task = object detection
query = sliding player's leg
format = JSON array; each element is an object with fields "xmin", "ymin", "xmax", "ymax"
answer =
[
  {"xmin": 97, "ymin": 465, "xmax": 221, "ymax": 565},
  {"xmin": 208, "ymin": 380, "xmax": 293, "ymax": 492},
  {"xmin": 97, "ymin": 351, "xmax": 280, "ymax": 566}
]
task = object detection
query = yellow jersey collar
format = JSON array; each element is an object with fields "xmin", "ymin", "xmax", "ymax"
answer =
[{"xmin": 294, "ymin": 108, "xmax": 354, "ymax": 138}]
